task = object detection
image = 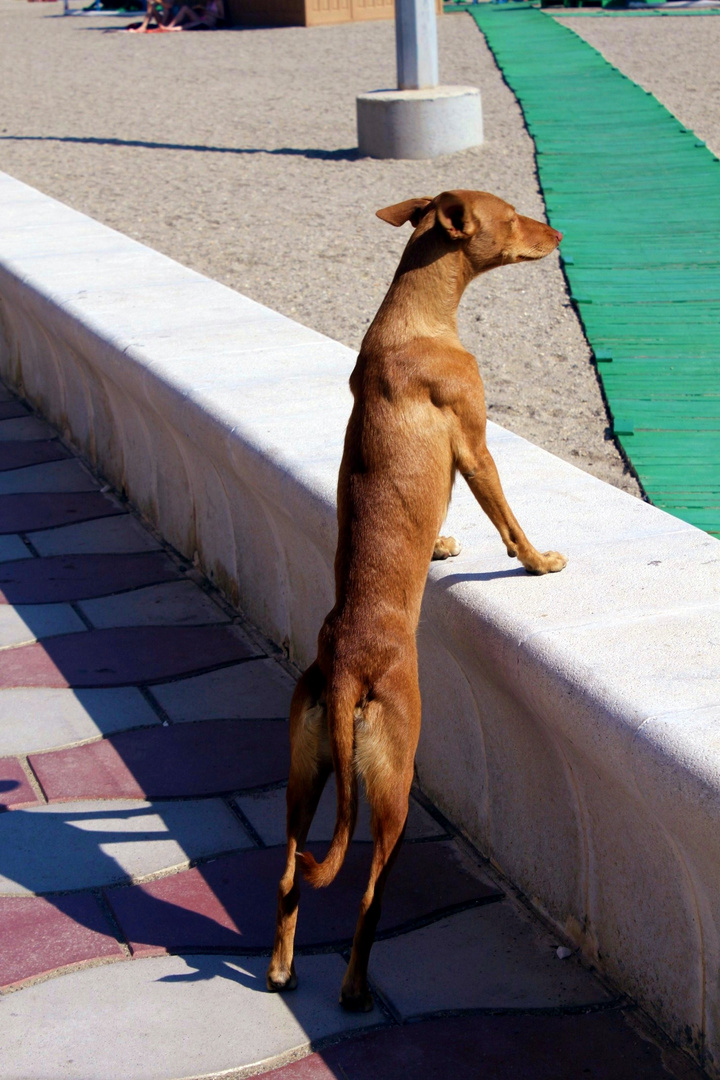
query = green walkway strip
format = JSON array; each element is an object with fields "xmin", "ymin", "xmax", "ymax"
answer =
[
  {"xmin": 547, "ymin": 9, "xmax": 720, "ymax": 16},
  {"xmin": 467, "ymin": 5, "xmax": 720, "ymax": 536},
  {"xmin": 445, "ymin": 3, "xmax": 720, "ymax": 17}
]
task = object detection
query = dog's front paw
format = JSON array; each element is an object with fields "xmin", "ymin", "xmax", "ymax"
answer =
[
  {"xmin": 433, "ymin": 535, "xmax": 462, "ymax": 560},
  {"xmin": 524, "ymin": 550, "xmax": 567, "ymax": 576}
]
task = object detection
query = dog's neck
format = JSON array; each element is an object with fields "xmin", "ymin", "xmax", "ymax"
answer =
[{"xmin": 362, "ymin": 233, "xmax": 475, "ymax": 353}]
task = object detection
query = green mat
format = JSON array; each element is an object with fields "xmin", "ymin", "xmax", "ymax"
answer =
[
  {"xmin": 445, "ymin": 3, "xmax": 720, "ymax": 17},
  {"xmin": 466, "ymin": 5, "xmax": 720, "ymax": 536}
]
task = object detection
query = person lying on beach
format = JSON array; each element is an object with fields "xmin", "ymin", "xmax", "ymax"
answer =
[
  {"xmin": 126, "ymin": 0, "xmax": 174, "ymax": 32},
  {"xmin": 166, "ymin": 0, "xmax": 223, "ymax": 29}
]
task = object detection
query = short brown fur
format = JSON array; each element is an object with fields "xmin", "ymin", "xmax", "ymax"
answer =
[{"xmin": 267, "ymin": 190, "xmax": 567, "ymax": 1010}]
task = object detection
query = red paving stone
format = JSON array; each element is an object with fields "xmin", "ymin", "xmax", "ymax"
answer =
[
  {"xmin": 0, "ymin": 552, "xmax": 182, "ymax": 604},
  {"xmin": 261, "ymin": 1011, "xmax": 686, "ymax": 1080},
  {"xmin": 0, "ymin": 624, "xmax": 256, "ymax": 689},
  {"xmin": 0, "ymin": 894, "xmax": 124, "ymax": 989},
  {"xmin": 0, "ymin": 493, "xmax": 124, "ymax": 535},
  {"xmin": 0, "ymin": 758, "xmax": 39, "ymax": 809},
  {"xmin": 105, "ymin": 840, "xmax": 498, "ymax": 954},
  {"xmin": 30, "ymin": 719, "xmax": 289, "ymax": 801},
  {"xmin": 0, "ymin": 440, "xmax": 71, "ymax": 472},
  {"xmin": 0, "ymin": 401, "xmax": 30, "ymax": 421}
]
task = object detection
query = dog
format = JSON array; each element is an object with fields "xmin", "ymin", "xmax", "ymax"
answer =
[{"xmin": 267, "ymin": 189, "xmax": 567, "ymax": 1011}]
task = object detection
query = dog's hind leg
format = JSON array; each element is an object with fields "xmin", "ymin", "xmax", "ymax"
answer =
[
  {"xmin": 267, "ymin": 663, "xmax": 331, "ymax": 992},
  {"xmin": 339, "ymin": 672, "xmax": 420, "ymax": 1011}
]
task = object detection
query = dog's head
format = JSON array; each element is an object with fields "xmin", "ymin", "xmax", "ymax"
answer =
[{"xmin": 376, "ymin": 190, "xmax": 561, "ymax": 273}]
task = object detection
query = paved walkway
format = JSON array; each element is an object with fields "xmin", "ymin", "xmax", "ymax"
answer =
[{"xmin": 0, "ymin": 382, "xmax": 703, "ymax": 1079}]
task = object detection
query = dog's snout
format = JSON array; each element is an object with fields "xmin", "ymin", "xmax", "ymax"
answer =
[{"xmin": 554, "ymin": 230, "xmax": 563, "ymax": 244}]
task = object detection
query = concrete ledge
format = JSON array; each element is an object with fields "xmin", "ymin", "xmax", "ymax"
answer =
[
  {"xmin": 1, "ymin": 172, "xmax": 719, "ymax": 1074},
  {"xmin": 356, "ymin": 85, "xmax": 483, "ymax": 159}
]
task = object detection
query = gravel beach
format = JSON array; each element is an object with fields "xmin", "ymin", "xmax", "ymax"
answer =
[{"xmin": 1, "ymin": 4, "xmax": 716, "ymax": 497}]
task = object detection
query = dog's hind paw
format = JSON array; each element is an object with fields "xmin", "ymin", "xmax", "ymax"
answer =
[
  {"xmin": 432, "ymin": 535, "xmax": 462, "ymax": 560},
  {"xmin": 340, "ymin": 987, "xmax": 375, "ymax": 1013},
  {"xmin": 266, "ymin": 965, "xmax": 298, "ymax": 993}
]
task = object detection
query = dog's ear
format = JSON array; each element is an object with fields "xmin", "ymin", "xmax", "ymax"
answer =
[
  {"xmin": 376, "ymin": 197, "xmax": 433, "ymax": 228},
  {"xmin": 435, "ymin": 191, "xmax": 478, "ymax": 241}
]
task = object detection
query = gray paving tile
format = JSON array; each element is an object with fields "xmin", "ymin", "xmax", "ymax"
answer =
[
  {"xmin": 150, "ymin": 658, "xmax": 294, "ymax": 722},
  {"xmin": 0, "ymin": 603, "xmax": 86, "ymax": 647},
  {"xmin": 0, "ymin": 536, "xmax": 31, "ymax": 563},
  {"xmin": 28, "ymin": 515, "xmax": 162, "ymax": 556},
  {"xmin": 0, "ymin": 799, "xmax": 253, "ymax": 895},
  {"xmin": 0, "ymin": 687, "xmax": 161, "ymax": 756},
  {"xmin": 0, "ymin": 459, "xmax": 98, "ymax": 495},
  {"xmin": 236, "ymin": 783, "xmax": 446, "ymax": 847},
  {"xmin": 77, "ymin": 580, "xmax": 229, "ymax": 628},
  {"xmin": 369, "ymin": 904, "xmax": 611, "ymax": 1019},
  {"xmin": 0, "ymin": 952, "xmax": 382, "ymax": 1080},
  {"xmin": 0, "ymin": 416, "xmax": 54, "ymax": 441}
]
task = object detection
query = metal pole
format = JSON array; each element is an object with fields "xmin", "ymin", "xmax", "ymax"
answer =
[{"xmin": 395, "ymin": 0, "xmax": 439, "ymax": 91}]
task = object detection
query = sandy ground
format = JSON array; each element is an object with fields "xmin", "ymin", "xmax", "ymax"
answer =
[{"xmin": 1, "ymin": 4, "xmax": 714, "ymax": 498}]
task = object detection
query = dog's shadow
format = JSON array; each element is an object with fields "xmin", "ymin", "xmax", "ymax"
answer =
[
  {"xmin": 434, "ymin": 566, "xmax": 528, "ymax": 586},
  {"xmin": 155, "ymin": 954, "xmax": 261, "ymax": 987}
]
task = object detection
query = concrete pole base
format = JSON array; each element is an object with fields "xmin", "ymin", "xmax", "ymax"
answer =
[{"xmin": 356, "ymin": 85, "xmax": 483, "ymax": 160}]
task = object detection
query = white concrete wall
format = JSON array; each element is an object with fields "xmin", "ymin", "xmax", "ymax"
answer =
[{"xmin": 1, "ymin": 171, "xmax": 719, "ymax": 1073}]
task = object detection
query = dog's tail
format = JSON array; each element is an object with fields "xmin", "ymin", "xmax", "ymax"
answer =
[{"xmin": 297, "ymin": 678, "xmax": 359, "ymax": 889}]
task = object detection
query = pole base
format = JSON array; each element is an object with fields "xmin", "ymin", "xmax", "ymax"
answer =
[{"xmin": 356, "ymin": 85, "xmax": 483, "ymax": 160}]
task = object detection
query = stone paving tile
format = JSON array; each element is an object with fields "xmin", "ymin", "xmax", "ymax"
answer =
[
  {"xmin": 0, "ymin": 799, "xmax": 252, "ymax": 895},
  {"xmin": 0, "ymin": 536, "xmax": 31, "ymax": 563},
  {"xmin": 0, "ymin": 603, "xmax": 87, "ymax": 647},
  {"xmin": 0, "ymin": 415, "xmax": 55, "ymax": 441},
  {"xmin": 0, "ymin": 757, "xmax": 39, "ymax": 809},
  {"xmin": 369, "ymin": 904, "xmax": 611, "ymax": 1019},
  {"xmin": 31, "ymin": 719, "xmax": 289, "ymax": 800},
  {"xmin": 0, "ymin": 893, "xmax": 123, "ymax": 989},
  {"xmin": 261, "ymin": 1011, "xmax": 690, "ymax": 1080},
  {"xmin": 0, "ymin": 492, "xmax": 123, "ymax": 535},
  {"xmin": 0, "ymin": 551, "xmax": 181, "ymax": 604},
  {"xmin": 106, "ymin": 840, "xmax": 499, "ymax": 955},
  {"xmin": 151, "ymin": 657, "xmax": 295, "ymax": 721},
  {"xmin": 236, "ymin": 783, "xmax": 446, "ymax": 847},
  {"xmin": 28, "ymin": 514, "xmax": 163, "ymax": 556},
  {"xmin": 78, "ymin": 580, "xmax": 229, "ymax": 629},
  {"xmin": 0, "ymin": 687, "xmax": 161, "ymax": 757},
  {"xmin": 0, "ymin": 953, "xmax": 382, "ymax": 1080},
  {"xmin": 0, "ymin": 459, "xmax": 98, "ymax": 495},
  {"xmin": 0, "ymin": 624, "xmax": 257, "ymax": 689},
  {"xmin": 0, "ymin": 401, "xmax": 29, "ymax": 421},
  {"xmin": 0, "ymin": 439, "xmax": 70, "ymax": 472}
]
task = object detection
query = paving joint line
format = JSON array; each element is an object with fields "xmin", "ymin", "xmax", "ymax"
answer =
[
  {"xmin": 18, "ymin": 533, "xmax": 41, "ymax": 558},
  {"xmin": 92, "ymin": 887, "xmax": 132, "ymax": 958},
  {"xmin": 17, "ymin": 754, "xmax": 48, "ymax": 804},
  {"xmin": 69, "ymin": 601, "xmax": 95, "ymax": 631},
  {"xmin": 228, "ymin": 798, "xmax": 267, "ymax": 848},
  {"xmin": 138, "ymin": 684, "xmax": 174, "ymax": 726}
]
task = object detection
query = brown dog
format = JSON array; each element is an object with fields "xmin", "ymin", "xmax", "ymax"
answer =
[{"xmin": 267, "ymin": 189, "xmax": 567, "ymax": 1011}]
